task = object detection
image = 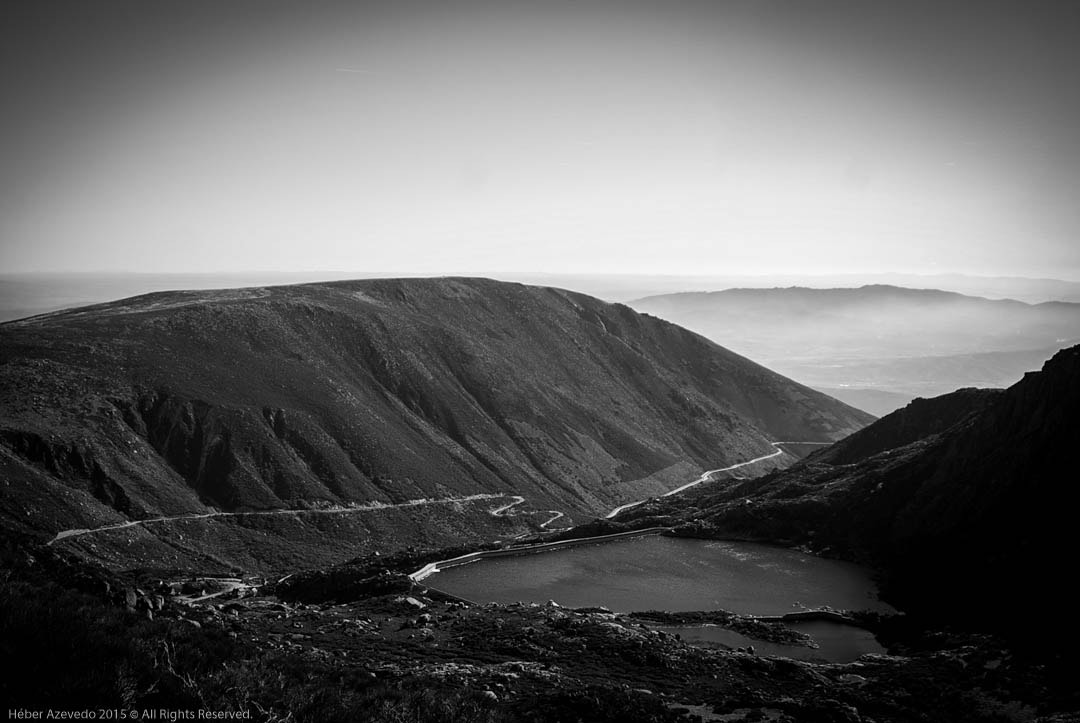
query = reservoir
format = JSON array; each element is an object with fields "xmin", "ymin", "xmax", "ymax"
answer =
[{"xmin": 431, "ymin": 535, "xmax": 895, "ymax": 662}]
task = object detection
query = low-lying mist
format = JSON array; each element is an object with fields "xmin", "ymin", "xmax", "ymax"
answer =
[{"xmin": 631, "ymin": 285, "xmax": 1080, "ymax": 415}]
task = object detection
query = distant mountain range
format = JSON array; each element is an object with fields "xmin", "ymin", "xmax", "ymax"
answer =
[
  {"xmin": 0, "ymin": 277, "xmax": 870, "ymax": 571},
  {"xmin": 631, "ymin": 285, "xmax": 1080, "ymax": 415},
  {"xmin": 4, "ymin": 271, "xmax": 1080, "ymax": 323},
  {"xmin": 629, "ymin": 345, "xmax": 1079, "ymax": 639}
]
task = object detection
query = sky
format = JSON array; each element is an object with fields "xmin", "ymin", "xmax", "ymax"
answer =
[{"xmin": 2, "ymin": 0, "xmax": 1079, "ymax": 279}]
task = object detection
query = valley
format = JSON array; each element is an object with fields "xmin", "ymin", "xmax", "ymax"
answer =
[
  {"xmin": 5, "ymin": 0, "xmax": 1079, "ymax": 717},
  {"xmin": 618, "ymin": 347, "xmax": 1079, "ymax": 646},
  {"xmin": 2, "ymin": 278, "xmax": 1076, "ymax": 722}
]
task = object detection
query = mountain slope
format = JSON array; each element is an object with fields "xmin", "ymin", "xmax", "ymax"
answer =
[
  {"xmin": 804, "ymin": 387, "xmax": 1003, "ymax": 466},
  {"xmin": 633, "ymin": 345, "xmax": 1079, "ymax": 635},
  {"xmin": 0, "ymin": 277, "xmax": 871, "ymax": 565}
]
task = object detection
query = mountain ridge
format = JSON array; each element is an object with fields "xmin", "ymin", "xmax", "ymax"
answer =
[
  {"xmin": 0, "ymin": 276, "xmax": 871, "ymax": 570},
  {"xmin": 630, "ymin": 284, "xmax": 1080, "ymax": 413},
  {"xmin": 632, "ymin": 283, "xmax": 1080, "ymax": 312}
]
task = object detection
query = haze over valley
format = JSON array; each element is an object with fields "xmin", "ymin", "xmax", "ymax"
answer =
[{"xmin": 632, "ymin": 284, "xmax": 1080, "ymax": 415}]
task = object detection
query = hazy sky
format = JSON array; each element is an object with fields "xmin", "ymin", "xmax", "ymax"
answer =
[{"xmin": 2, "ymin": 0, "xmax": 1079, "ymax": 278}]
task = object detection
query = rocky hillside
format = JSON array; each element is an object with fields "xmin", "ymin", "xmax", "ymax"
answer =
[
  {"xmin": 6, "ymin": 531, "xmax": 1071, "ymax": 722},
  {"xmin": 0, "ymin": 277, "xmax": 870, "ymax": 567},
  {"xmin": 804, "ymin": 387, "xmax": 1003, "ymax": 466},
  {"xmin": 630, "ymin": 345, "xmax": 1079, "ymax": 637}
]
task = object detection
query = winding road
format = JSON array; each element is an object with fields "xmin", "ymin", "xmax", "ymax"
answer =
[
  {"xmin": 603, "ymin": 441, "xmax": 824, "ymax": 519},
  {"xmin": 47, "ymin": 440, "xmax": 831, "ymax": 546},
  {"xmin": 488, "ymin": 496, "xmax": 527, "ymax": 517},
  {"xmin": 488, "ymin": 495, "xmax": 568, "ymax": 532},
  {"xmin": 46, "ymin": 493, "xmax": 517, "ymax": 547}
]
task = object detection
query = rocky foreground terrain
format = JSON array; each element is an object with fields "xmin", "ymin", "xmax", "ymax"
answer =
[{"xmin": 4, "ymin": 534, "xmax": 1075, "ymax": 723}]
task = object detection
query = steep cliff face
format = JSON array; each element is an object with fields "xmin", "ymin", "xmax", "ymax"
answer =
[
  {"xmin": 643, "ymin": 345, "xmax": 1080, "ymax": 634},
  {"xmin": 0, "ymin": 277, "xmax": 871, "ymax": 556}
]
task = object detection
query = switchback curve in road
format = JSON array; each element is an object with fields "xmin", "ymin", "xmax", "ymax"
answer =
[{"xmin": 489, "ymin": 495, "xmax": 569, "ymax": 532}]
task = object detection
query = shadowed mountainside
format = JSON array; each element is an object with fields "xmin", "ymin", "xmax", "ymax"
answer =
[
  {"xmin": 0, "ymin": 277, "xmax": 870, "ymax": 565},
  {"xmin": 629, "ymin": 345, "xmax": 1079, "ymax": 637},
  {"xmin": 804, "ymin": 387, "xmax": 1003, "ymax": 466}
]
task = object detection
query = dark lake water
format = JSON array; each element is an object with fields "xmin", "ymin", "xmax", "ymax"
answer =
[
  {"xmin": 431, "ymin": 535, "xmax": 895, "ymax": 662},
  {"xmin": 433, "ymin": 536, "xmax": 893, "ymax": 615}
]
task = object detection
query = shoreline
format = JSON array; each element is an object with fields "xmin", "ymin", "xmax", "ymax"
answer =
[{"xmin": 408, "ymin": 526, "xmax": 672, "ymax": 582}]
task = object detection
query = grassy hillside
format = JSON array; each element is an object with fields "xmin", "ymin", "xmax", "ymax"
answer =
[{"xmin": 0, "ymin": 277, "xmax": 870, "ymax": 569}]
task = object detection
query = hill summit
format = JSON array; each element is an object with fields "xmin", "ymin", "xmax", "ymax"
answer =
[{"xmin": 0, "ymin": 277, "xmax": 870, "ymax": 570}]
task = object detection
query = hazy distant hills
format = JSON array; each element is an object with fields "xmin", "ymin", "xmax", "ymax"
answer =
[
  {"xmin": 0, "ymin": 277, "xmax": 870, "ymax": 567},
  {"xmin": 5, "ymin": 271, "xmax": 1080, "ymax": 323},
  {"xmin": 632, "ymin": 345, "xmax": 1079, "ymax": 635},
  {"xmin": 631, "ymin": 285, "xmax": 1080, "ymax": 415},
  {"xmin": 632, "ymin": 285, "xmax": 1080, "ymax": 358}
]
